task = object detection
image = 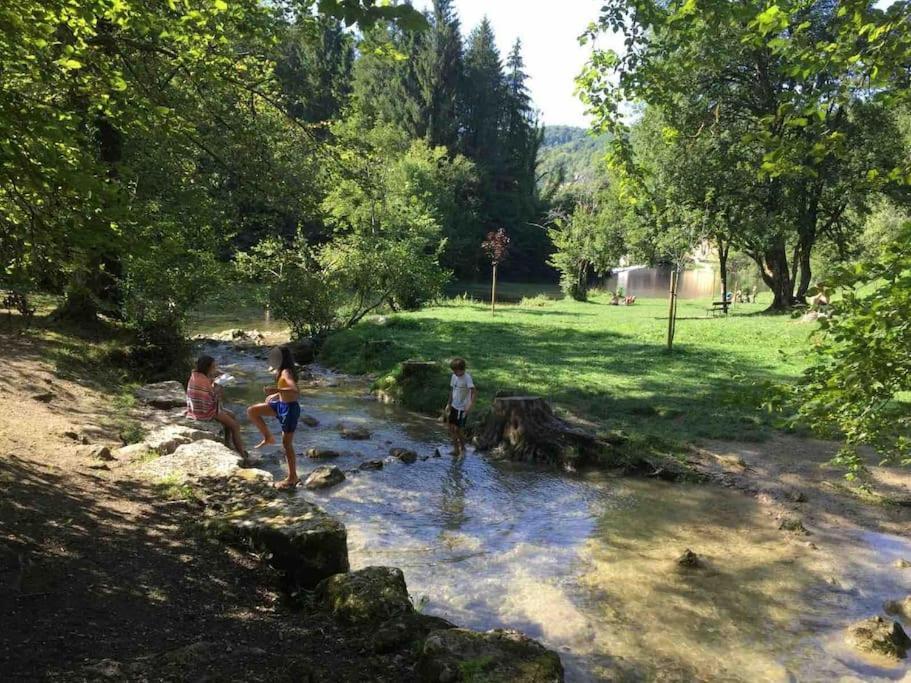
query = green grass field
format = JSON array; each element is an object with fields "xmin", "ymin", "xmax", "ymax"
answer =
[{"xmin": 320, "ymin": 292, "xmax": 816, "ymax": 443}]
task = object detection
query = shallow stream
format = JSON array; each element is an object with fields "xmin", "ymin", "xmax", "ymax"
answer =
[{"xmin": 211, "ymin": 344, "xmax": 911, "ymax": 682}]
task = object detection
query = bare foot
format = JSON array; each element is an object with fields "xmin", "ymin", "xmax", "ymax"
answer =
[
  {"xmin": 274, "ymin": 478, "xmax": 299, "ymax": 490},
  {"xmin": 254, "ymin": 437, "xmax": 275, "ymax": 449}
]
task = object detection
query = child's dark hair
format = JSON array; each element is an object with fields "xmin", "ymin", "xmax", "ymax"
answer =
[
  {"xmin": 450, "ymin": 357, "xmax": 466, "ymax": 372},
  {"xmin": 195, "ymin": 354, "xmax": 215, "ymax": 375},
  {"xmin": 274, "ymin": 346, "xmax": 298, "ymax": 381}
]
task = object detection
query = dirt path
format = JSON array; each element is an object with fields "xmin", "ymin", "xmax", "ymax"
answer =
[{"xmin": 0, "ymin": 331, "xmax": 415, "ymax": 681}]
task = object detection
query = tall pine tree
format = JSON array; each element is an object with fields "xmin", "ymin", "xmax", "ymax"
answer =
[{"xmin": 415, "ymin": 0, "xmax": 463, "ymax": 150}]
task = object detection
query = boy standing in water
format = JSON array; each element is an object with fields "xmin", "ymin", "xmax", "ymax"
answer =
[
  {"xmin": 247, "ymin": 346, "xmax": 301, "ymax": 489},
  {"xmin": 446, "ymin": 358, "xmax": 476, "ymax": 456}
]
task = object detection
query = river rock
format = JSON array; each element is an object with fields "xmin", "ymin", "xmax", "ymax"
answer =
[
  {"xmin": 207, "ymin": 497, "xmax": 348, "ymax": 587},
  {"xmin": 372, "ymin": 613, "xmax": 457, "ymax": 654},
  {"xmin": 135, "ymin": 381, "xmax": 186, "ymax": 409},
  {"xmin": 846, "ymin": 616, "xmax": 911, "ymax": 659},
  {"xmin": 433, "ymin": 448, "xmax": 442, "ymax": 458},
  {"xmin": 306, "ymin": 448, "xmax": 341, "ymax": 460},
  {"xmin": 301, "ymin": 414, "xmax": 320, "ymax": 428},
  {"xmin": 417, "ymin": 628, "xmax": 564, "ymax": 683},
  {"xmin": 894, "ymin": 558, "xmax": 911, "ymax": 569},
  {"xmin": 143, "ymin": 424, "xmax": 214, "ymax": 455},
  {"xmin": 338, "ymin": 424, "xmax": 371, "ymax": 440},
  {"xmin": 390, "ymin": 448, "xmax": 417, "ymax": 464},
  {"xmin": 360, "ymin": 460, "xmax": 384, "ymax": 471},
  {"xmin": 885, "ymin": 597, "xmax": 911, "ymax": 621},
  {"xmin": 135, "ymin": 440, "xmax": 243, "ymax": 482},
  {"xmin": 676, "ymin": 548, "xmax": 703, "ymax": 569},
  {"xmin": 778, "ymin": 516, "xmax": 809, "ymax": 534},
  {"xmin": 316, "ymin": 566, "xmax": 413, "ymax": 625},
  {"xmin": 305, "ymin": 465, "xmax": 346, "ymax": 490},
  {"xmin": 77, "ymin": 444, "xmax": 115, "ymax": 462}
]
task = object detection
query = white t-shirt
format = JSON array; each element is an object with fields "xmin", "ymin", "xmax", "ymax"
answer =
[{"xmin": 450, "ymin": 372, "xmax": 474, "ymax": 411}]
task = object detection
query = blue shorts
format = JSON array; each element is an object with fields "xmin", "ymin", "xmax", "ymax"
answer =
[{"xmin": 268, "ymin": 399, "xmax": 301, "ymax": 433}]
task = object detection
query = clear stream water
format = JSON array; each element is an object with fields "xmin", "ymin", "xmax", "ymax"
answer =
[{"xmin": 209, "ymin": 343, "xmax": 911, "ymax": 682}]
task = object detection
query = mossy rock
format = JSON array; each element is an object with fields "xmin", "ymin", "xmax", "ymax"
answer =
[
  {"xmin": 316, "ymin": 566, "xmax": 413, "ymax": 625},
  {"xmin": 207, "ymin": 497, "xmax": 349, "ymax": 588},
  {"xmin": 373, "ymin": 360, "xmax": 450, "ymax": 416},
  {"xmin": 417, "ymin": 628, "xmax": 564, "ymax": 682},
  {"xmin": 846, "ymin": 616, "xmax": 911, "ymax": 659}
]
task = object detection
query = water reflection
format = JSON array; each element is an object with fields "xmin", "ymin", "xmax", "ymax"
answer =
[{"xmin": 207, "ymin": 344, "xmax": 911, "ymax": 682}]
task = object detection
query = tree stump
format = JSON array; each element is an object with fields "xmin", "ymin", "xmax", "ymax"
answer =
[{"xmin": 475, "ymin": 396, "xmax": 603, "ymax": 470}]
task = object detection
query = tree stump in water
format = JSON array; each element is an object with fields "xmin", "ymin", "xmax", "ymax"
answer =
[{"xmin": 475, "ymin": 396, "xmax": 603, "ymax": 470}]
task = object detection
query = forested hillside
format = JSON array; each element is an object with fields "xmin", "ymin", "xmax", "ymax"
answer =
[{"xmin": 538, "ymin": 125, "xmax": 610, "ymax": 188}]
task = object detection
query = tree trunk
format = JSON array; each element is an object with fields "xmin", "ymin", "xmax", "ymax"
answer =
[
  {"xmin": 717, "ymin": 237, "xmax": 730, "ymax": 313},
  {"xmin": 475, "ymin": 396, "xmax": 603, "ymax": 471}
]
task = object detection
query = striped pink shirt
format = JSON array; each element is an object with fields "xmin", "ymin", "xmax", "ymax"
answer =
[{"xmin": 186, "ymin": 371, "xmax": 217, "ymax": 421}]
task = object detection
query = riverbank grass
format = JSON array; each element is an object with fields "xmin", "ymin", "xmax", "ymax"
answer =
[{"xmin": 321, "ymin": 293, "xmax": 814, "ymax": 443}]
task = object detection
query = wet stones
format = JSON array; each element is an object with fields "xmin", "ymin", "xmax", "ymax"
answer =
[
  {"xmin": 417, "ymin": 628, "xmax": 565, "ymax": 683},
  {"xmin": 207, "ymin": 497, "xmax": 349, "ymax": 588},
  {"xmin": 884, "ymin": 596, "xmax": 911, "ymax": 621},
  {"xmin": 846, "ymin": 616, "xmax": 911, "ymax": 659},
  {"xmin": 390, "ymin": 448, "xmax": 417, "ymax": 464},
  {"xmin": 360, "ymin": 460, "xmax": 384, "ymax": 471},
  {"xmin": 306, "ymin": 448, "xmax": 341, "ymax": 460},
  {"xmin": 676, "ymin": 548, "xmax": 704, "ymax": 569},
  {"xmin": 301, "ymin": 414, "xmax": 320, "ymax": 428},
  {"xmin": 316, "ymin": 566, "xmax": 413, "ymax": 625},
  {"xmin": 305, "ymin": 465, "xmax": 346, "ymax": 490},
  {"xmin": 338, "ymin": 424, "xmax": 371, "ymax": 440},
  {"xmin": 894, "ymin": 558, "xmax": 911, "ymax": 569},
  {"xmin": 135, "ymin": 381, "xmax": 186, "ymax": 409}
]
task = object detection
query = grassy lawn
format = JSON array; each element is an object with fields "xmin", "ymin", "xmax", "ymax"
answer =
[{"xmin": 320, "ymin": 293, "xmax": 815, "ymax": 443}]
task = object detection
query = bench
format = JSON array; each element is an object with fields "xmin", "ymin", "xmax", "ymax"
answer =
[{"xmin": 708, "ymin": 301, "xmax": 731, "ymax": 317}]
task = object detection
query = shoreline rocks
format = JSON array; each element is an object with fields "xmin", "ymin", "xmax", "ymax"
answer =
[
  {"xmin": 391, "ymin": 448, "xmax": 418, "ymax": 464},
  {"xmin": 135, "ymin": 381, "xmax": 186, "ymax": 410},
  {"xmin": 305, "ymin": 465, "xmax": 346, "ymax": 490},
  {"xmin": 206, "ymin": 497, "xmax": 349, "ymax": 588},
  {"xmin": 418, "ymin": 628, "xmax": 564, "ymax": 683},
  {"xmin": 135, "ymin": 440, "xmax": 244, "ymax": 481},
  {"xmin": 317, "ymin": 566, "xmax": 412, "ymax": 625},
  {"xmin": 846, "ymin": 616, "xmax": 911, "ymax": 659}
]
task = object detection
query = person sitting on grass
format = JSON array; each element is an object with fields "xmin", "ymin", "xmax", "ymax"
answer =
[
  {"xmin": 186, "ymin": 354, "xmax": 248, "ymax": 461},
  {"xmin": 445, "ymin": 357, "xmax": 476, "ymax": 456},
  {"xmin": 625, "ymin": 295, "xmax": 637, "ymax": 305},
  {"xmin": 247, "ymin": 346, "xmax": 301, "ymax": 489}
]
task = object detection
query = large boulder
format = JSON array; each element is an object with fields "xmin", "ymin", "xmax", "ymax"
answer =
[
  {"xmin": 305, "ymin": 465, "xmax": 346, "ymax": 490},
  {"xmin": 846, "ymin": 616, "xmax": 911, "ymax": 659},
  {"xmin": 135, "ymin": 440, "xmax": 243, "ymax": 482},
  {"xmin": 207, "ymin": 498, "xmax": 349, "ymax": 588},
  {"xmin": 316, "ymin": 566, "xmax": 413, "ymax": 625},
  {"xmin": 135, "ymin": 381, "xmax": 186, "ymax": 409},
  {"xmin": 144, "ymin": 424, "xmax": 215, "ymax": 455},
  {"xmin": 417, "ymin": 628, "xmax": 564, "ymax": 682}
]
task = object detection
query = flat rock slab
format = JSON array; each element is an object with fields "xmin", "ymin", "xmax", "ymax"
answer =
[
  {"xmin": 208, "ymin": 498, "xmax": 349, "ymax": 588},
  {"xmin": 135, "ymin": 440, "xmax": 243, "ymax": 482},
  {"xmin": 143, "ymin": 424, "xmax": 215, "ymax": 455},
  {"xmin": 317, "ymin": 566, "xmax": 413, "ymax": 625},
  {"xmin": 418, "ymin": 628, "xmax": 564, "ymax": 682},
  {"xmin": 135, "ymin": 381, "xmax": 186, "ymax": 409},
  {"xmin": 360, "ymin": 460, "xmax": 384, "ymax": 471},
  {"xmin": 846, "ymin": 615, "xmax": 911, "ymax": 659},
  {"xmin": 305, "ymin": 465, "xmax": 346, "ymax": 490}
]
